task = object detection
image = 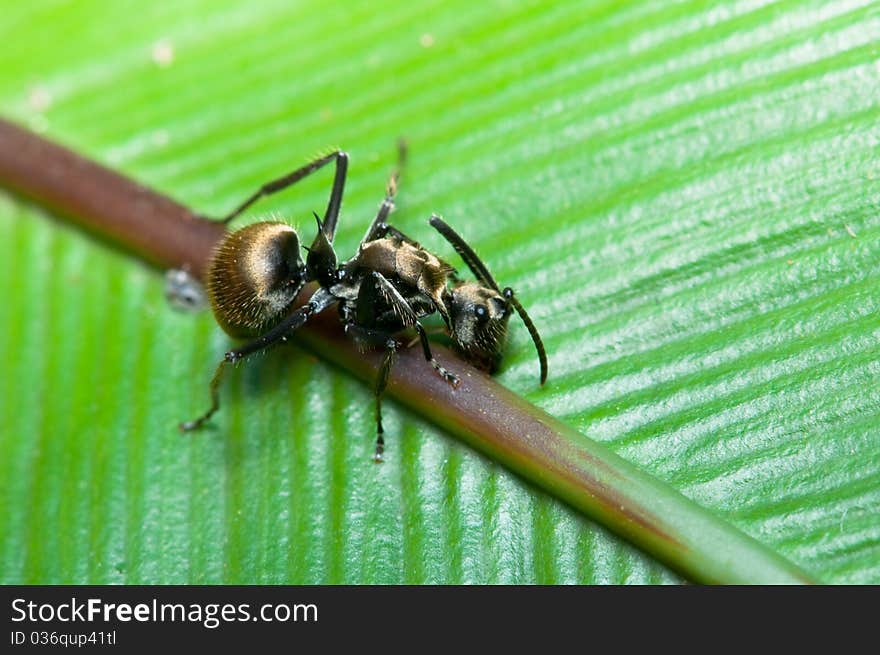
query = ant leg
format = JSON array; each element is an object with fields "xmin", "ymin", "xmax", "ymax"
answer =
[
  {"xmin": 365, "ymin": 256, "xmax": 457, "ymax": 329},
  {"xmin": 361, "ymin": 272, "xmax": 422, "ymax": 330},
  {"xmin": 388, "ymin": 137, "xmax": 407, "ymax": 198},
  {"xmin": 415, "ymin": 323, "xmax": 460, "ymax": 387},
  {"xmin": 352, "ymin": 271, "xmax": 417, "ymax": 328},
  {"xmin": 373, "ymin": 338, "xmax": 398, "ymax": 463},
  {"xmin": 361, "ymin": 140, "xmax": 410, "ymax": 244},
  {"xmin": 356, "ymin": 149, "xmax": 459, "ymax": 275},
  {"xmin": 178, "ymin": 357, "xmax": 229, "ymax": 431},
  {"xmin": 356, "ymin": 281, "xmax": 456, "ymax": 389},
  {"xmin": 179, "ymin": 289, "xmax": 335, "ymax": 431},
  {"xmin": 321, "ymin": 151, "xmax": 348, "ymax": 242},
  {"xmin": 220, "ymin": 150, "xmax": 349, "ymax": 238}
]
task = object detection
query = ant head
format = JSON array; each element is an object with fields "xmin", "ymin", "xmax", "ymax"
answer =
[
  {"xmin": 446, "ymin": 282, "xmax": 512, "ymax": 373},
  {"xmin": 206, "ymin": 222, "xmax": 306, "ymax": 337},
  {"xmin": 428, "ymin": 215, "xmax": 548, "ymax": 384},
  {"xmin": 305, "ymin": 212, "xmax": 339, "ymax": 287}
]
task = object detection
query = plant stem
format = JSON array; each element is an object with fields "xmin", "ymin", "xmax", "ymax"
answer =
[
  {"xmin": 0, "ymin": 117, "xmax": 816, "ymax": 584},
  {"xmin": 0, "ymin": 117, "xmax": 224, "ymax": 277}
]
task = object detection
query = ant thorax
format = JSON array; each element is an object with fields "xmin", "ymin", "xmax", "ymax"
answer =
[{"xmin": 348, "ymin": 237, "xmax": 452, "ymax": 313}]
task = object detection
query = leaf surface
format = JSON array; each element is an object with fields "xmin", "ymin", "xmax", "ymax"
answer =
[{"xmin": 1, "ymin": 0, "xmax": 878, "ymax": 583}]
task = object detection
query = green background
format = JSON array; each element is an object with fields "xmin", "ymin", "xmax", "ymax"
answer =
[{"xmin": 1, "ymin": 0, "xmax": 878, "ymax": 583}]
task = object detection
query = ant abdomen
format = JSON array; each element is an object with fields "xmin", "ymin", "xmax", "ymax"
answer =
[{"xmin": 206, "ymin": 221, "xmax": 306, "ymax": 338}]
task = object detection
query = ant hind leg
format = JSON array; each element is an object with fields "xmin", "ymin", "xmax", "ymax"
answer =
[
  {"xmin": 179, "ymin": 357, "xmax": 230, "ymax": 431},
  {"xmin": 220, "ymin": 149, "xmax": 349, "ymax": 241},
  {"xmin": 180, "ymin": 289, "xmax": 334, "ymax": 432}
]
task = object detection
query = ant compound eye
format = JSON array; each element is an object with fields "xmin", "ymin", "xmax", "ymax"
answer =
[{"xmin": 474, "ymin": 304, "xmax": 488, "ymax": 322}]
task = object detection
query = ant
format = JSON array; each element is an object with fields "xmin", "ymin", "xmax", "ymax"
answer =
[{"xmin": 180, "ymin": 144, "xmax": 547, "ymax": 461}]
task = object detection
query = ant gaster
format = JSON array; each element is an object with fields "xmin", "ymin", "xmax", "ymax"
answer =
[{"xmin": 180, "ymin": 144, "xmax": 548, "ymax": 461}]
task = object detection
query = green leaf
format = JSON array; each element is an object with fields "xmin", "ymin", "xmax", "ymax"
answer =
[{"xmin": 1, "ymin": 0, "xmax": 878, "ymax": 584}]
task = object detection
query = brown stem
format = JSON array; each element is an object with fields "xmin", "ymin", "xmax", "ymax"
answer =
[
  {"xmin": 0, "ymin": 117, "xmax": 224, "ymax": 278},
  {"xmin": 0, "ymin": 117, "xmax": 815, "ymax": 584}
]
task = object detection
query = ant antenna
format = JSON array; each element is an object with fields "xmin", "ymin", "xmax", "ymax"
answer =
[
  {"xmin": 505, "ymin": 288, "xmax": 548, "ymax": 385},
  {"xmin": 429, "ymin": 215, "xmax": 547, "ymax": 384},
  {"xmin": 428, "ymin": 215, "xmax": 498, "ymax": 289}
]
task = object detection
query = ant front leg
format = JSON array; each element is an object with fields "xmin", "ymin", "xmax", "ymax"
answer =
[
  {"xmin": 221, "ymin": 150, "xmax": 349, "ymax": 239},
  {"xmin": 180, "ymin": 289, "xmax": 335, "ymax": 431},
  {"xmin": 415, "ymin": 323, "xmax": 460, "ymax": 388}
]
